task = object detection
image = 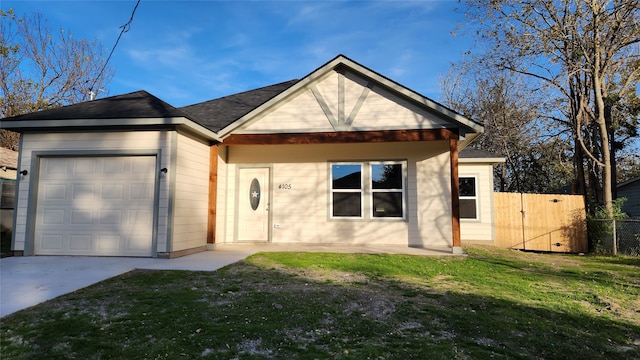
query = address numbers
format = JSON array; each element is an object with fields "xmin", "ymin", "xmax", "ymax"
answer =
[{"xmin": 278, "ymin": 184, "xmax": 293, "ymax": 190}]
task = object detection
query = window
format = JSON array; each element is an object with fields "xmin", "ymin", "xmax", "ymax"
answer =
[
  {"xmin": 331, "ymin": 161, "xmax": 406, "ymax": 219},
  {"xmin": 459, "ymin": 176, "xmax": 477, "ymax": 219},
  {"xmin": 331, "ymin": 164, "xmax": 362, "ymax": 217},
  {"xmin": 0, "ymin": 179, "xmax": 16, "ymax": 209},
  {"xmin": 371, "ymin": 163, "xmax": 404, "ymax": 218}
]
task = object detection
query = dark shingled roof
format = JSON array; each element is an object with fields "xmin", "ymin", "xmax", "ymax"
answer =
[
  {"xmin": 2, "ymin": 90, "xmax": 190, "ymax": 121},
  {"xmin": 459, "ymin": 148, "xmax": 503, "ymax": 159},
  {"xmin": 179, "ymin": 80, "xmax": 299, "ymax": 132}
]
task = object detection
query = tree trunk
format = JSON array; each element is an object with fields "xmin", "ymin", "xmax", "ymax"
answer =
[
  {"xmin": 605, "ymin": 102, "xmax": 618, "ymax": 199},
  {"xmin": 591, "ymin": 0, "xmax": 613, "ymax": 218}
]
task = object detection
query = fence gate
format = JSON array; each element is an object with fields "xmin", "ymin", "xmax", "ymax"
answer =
[{"xmin": 494, "ymin": 193, "xmax": 588, "ymax": 253}]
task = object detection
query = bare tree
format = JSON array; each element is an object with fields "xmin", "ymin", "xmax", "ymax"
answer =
[
  {"xmin": 461, "ymin": 0, "xmax": 640, "ymax": 217},
  {"xmin": 0, "ymin": 9, "xmax": 113, "ymax": 149},
  {"xmin": 441, "ymin": 65, "xmax": 573, "ymax": 193}
]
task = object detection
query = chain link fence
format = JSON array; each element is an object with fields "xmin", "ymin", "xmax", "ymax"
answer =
[{"xmin": 588, "ymin": 219, "xmax": 640, "ymax": 256}]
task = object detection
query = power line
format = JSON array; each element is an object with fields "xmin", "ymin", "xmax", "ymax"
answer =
[{"xmin": 89, "ymin": 0, "xmax": 141, "ymax": 98}]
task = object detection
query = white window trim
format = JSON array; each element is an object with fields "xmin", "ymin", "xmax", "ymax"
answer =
[
  {"xmin": 370, "ymin": 161, "xmax": 406, "ymax": 219},
  {"xmin": 459, "ymin": 175, "xmax": 479, "ymax": 221},
  {"xmin": 330, "ymin": 160, "xmax": 407, "ymax": 220},
  {"xmin": 330, "ymin": 162, "xmax": 364, "ymax": 219}
]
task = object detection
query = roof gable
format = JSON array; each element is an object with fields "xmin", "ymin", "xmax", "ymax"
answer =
[
  {"xmin": 0, "ymin": 55, "xmax": 483, "ymax": 147},
  {"xmin": 216, "ymin": 55, "xmax": 484, "ymax": 142}
]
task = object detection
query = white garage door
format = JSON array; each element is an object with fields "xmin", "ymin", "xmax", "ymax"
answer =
[{"xmin": 34, "ymin": 156, "xmax": 156, "ymax": 256}]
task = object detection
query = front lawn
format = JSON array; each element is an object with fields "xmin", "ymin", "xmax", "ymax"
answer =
[{"xmin": 1, "ymin": 246, "xmax": 639, "ymax": 359}]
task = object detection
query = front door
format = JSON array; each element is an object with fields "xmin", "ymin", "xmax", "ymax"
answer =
[{"xmin": 237, "ymin": 167, "xmax": 270, "ymax": 242}]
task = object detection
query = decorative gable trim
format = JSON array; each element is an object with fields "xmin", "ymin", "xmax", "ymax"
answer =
[
  {"xmin": 309, "ymin": 70, "xmax": 374, "ymax": 132},
  {"xmin": 217, "ymin": 55, "xmax": 483, "ymax": 140}
]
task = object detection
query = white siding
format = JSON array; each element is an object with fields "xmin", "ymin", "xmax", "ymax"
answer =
[
  {"xmin": 413, "ymin": 151, "xmax": 453, "ymax": 247},
  {"xmin": 14, "ymin": 131, "xmax": 171, "ymax": 254},
  {"xmin": 221, "ymin": 142, "xmax": 453, "ymax": 247},
  {"xmin": 459, "ymin": 163, "xmax": 496, "ymax": 242},
  {"xmin": 171, "ymin": 133, "xmax": 210, "ymax": 251},
  {"xmin": 240, "ymin": 71, "xmax": 450, "ymax": 134}
]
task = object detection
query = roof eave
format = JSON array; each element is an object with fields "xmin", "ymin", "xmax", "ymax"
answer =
[
  {"xmin": 1, "ymin": 117, "xmax": 221, "ymax": 142},
  {"xmin": 618, "ymin": 176, "xmax": 640, "ymax": 189},
  {"xmin": 459, "ymin": 157, "xmax": 506, "ymax": 165}
]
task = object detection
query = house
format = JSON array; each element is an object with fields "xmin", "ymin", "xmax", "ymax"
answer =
[
  {"xmin": 458, "ymin": 148, "xmax": 504, "ymax": 245},
  {"xmin": 0, "ymin": 55, "xmax": 500, "ymax": 258},
  {"xmin": 618, "ymin": 177, "xmax": 640, "ymax": 218}
]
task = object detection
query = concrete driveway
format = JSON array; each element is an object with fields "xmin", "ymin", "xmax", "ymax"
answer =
[
  {"xmin": 0, "ymin": 246, "xmax": 259, "ymax": 318},
  {"xmin": 0, "ymin": 243, "xmax": 454, "ymax": 318}
]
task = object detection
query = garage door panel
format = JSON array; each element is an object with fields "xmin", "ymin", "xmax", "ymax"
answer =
[
  {"xmin": 130, "ymin": 184, "xmax": 154, "ymax": 200},
  {"xmin": 97, "ymin": 234, "xmax": 120, "ymax": 251},
  {"xmin": 40, "ymin": 234, "xmax": 63, "ymax": 250},
  {"xmin": 69, "ymin": 235, "xmax": 92, "ymax": 250},
  {"xmin": 99, "ymin": 210, "xmax": 122, "ymax": 225},
  {"xmin": 35, "ymin": 156, "xmax": 156, "ymax": 257},
  {"xmin": 43, "ymin": 184, "xmax": 66, "ymax": 200},
  {"xmin": 130, "ymin": 156, "xmax": 155, "ymax": 171},
  {"xmin": 128, "ymin": 209, "xmax": 153, "ymax": 227},
  {"xmin": 73, "ymin": 158, "xmax": 97, "ymax": 175},
  {"xmin": 71, "ymin": 210, "xmax": 93, "ymax": 225},
  {"xmin": 72, "ymin": 184, "xmax": 95, "ymax": 200},
  {"xmin": 127, "ymin": 235, "xmax": 151, "ymax": 251},
  {"xmin": 102, "ymin": 184, "xmax": 124, "ymax": 200},
  {"xmin": 41, "ymin": 209, "xmax": 66, "ymax": 225},
  {"xmin": 42, "ymin": 158, "xmax": 71, "ymax": 177},
  {"xmin": 103, "ymin": 157, "xmax": 127, "ymax": 174}
]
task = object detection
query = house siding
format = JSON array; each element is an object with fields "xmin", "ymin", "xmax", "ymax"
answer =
[
  {"xmin": 171, "ymin": 132, "xmax": 210, "ymax": 252},
  {"xmin": 13, "ymin": 131, "xmax": 171, "ymax": 254},
  {"xmin": 459, "ymin": 163, "xmax": 496, "ymax": 242},
  {"xmin": 221, "ymin": 141, "xmax": 452, "ymax": 247}
]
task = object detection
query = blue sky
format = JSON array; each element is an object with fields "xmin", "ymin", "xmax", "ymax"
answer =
[{"xmin": 2, "ymin": 0, "xmax": 470, "ymax": 107}]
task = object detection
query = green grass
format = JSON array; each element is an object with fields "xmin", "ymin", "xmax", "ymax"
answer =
[{"xmin": 1, "ymin": 246, "xmax": 639, "ymax": 359}]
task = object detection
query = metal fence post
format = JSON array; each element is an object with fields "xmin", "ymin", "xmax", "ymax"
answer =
[{"xmin": 612, "ymin": 218, "xmax": 617, "ymax": 256}]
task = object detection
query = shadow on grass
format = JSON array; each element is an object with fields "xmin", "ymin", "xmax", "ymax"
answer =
[
  {"xmin": 585, "ymin": 256, "xmax": 640, "ymax": 267},
  {"xmin": 458, "ymin": 249, "xmax": 640, "ymax": 294},
  {"xmin": 1, "ymin": 258, "xmax": 639, "ymax": 360}
]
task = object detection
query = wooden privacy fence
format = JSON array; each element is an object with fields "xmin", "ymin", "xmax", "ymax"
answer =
[{"xmin": 494, "ymin": 193, "xmax": 588, "ymax": 253}]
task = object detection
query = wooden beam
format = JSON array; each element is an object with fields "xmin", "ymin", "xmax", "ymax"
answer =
[
  {"xmin": 223, "ymin": 128, "xmax": 458, "ymax": 145},
  {"xmin": 207, "ymin": 145, "xmax": 219, "ymax": 244},
  {"xmin": 450, "ymin": 139, "xmax": 461, "ymax": 249}
]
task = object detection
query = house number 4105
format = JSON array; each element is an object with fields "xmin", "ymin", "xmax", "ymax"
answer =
[{"xmin": 278, "ymin": 184, "xmax": 292, "ymax": 190}]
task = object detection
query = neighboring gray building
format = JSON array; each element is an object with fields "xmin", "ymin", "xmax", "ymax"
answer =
[{"xmin": 618, "ymin": 177, "xmax": 640, "ymax": 218}]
